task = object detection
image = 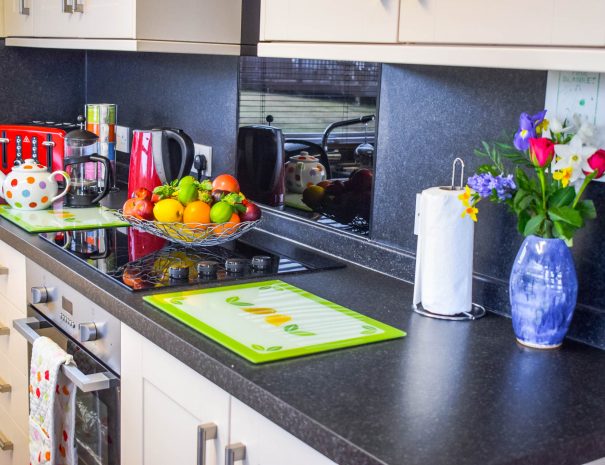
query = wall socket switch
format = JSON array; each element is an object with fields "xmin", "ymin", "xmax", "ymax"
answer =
[
  {"xmin": 193, "ymin": 143, "xmax": 213, "ymax": 177},
  {"xmin": 116, "ymin": 125, "xmax": 131, "ymax": 153}
]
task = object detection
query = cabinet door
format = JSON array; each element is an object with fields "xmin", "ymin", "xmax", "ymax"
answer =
[
  {"xmin": 3, "ymin": 0, "xmax": 33, "ymax": 37},
  {"xmin": 229, "ymin": 398, "xmax": 337, "ymax": 465},
  {"xmin": 0, "ymin": 0, "xmax": 5, "ymax": 37},
  {"xmin": 399, "ymin": 0, "xmax": 605, "ymax": 46},
  {"xmin": 121, "ymin": 325, "xmax": 230, "ymax": 465},
  {"xmin": 0, "ymin": 239, "xmax": 26, "ymax": 312},
  {"xmin": 261, "ymin": 0, "xmax": 400, "ymax": 43},
  {"xmin": 33, "ymin": 0, "xmax": 84, "ymax": 38}
]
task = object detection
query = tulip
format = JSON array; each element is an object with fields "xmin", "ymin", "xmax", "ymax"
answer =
[
  {"xmin": 586, "ymin": 149, "xmax": 605, "ymax": 179},
  {"xmin": 528, "ymin": 138, "xmax": 555, "ymax": 168}
]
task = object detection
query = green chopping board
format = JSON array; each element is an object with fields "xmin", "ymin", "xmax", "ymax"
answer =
[
  {"xmin": 144, "ymin": 280, "xmax": 406, "ymax": 364},
  {"xmin": 285, "ymin": 193, "xmax": 313, "ymax": 212},
  {"xmin": 0, "ymin": 205, "xmax": 129, "ymax": 233}
]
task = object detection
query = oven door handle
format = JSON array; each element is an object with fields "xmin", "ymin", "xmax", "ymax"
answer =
[{"xmin": 13, "ymin": 317, "xmax": 118, "ymax": 393}]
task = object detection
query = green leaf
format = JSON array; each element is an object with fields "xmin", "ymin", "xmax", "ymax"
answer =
[
  {"xmin": 523, "ymin": 214, "xmax": 545, "ymax": 236},
  {"xmin": 284, "ymin": 324, "xmax": 299, "ymax": 332},
  {"xmin": 361, "ymin": 325, "xmax": 378, "ymax": 334},
  {"xmin": 553, "ymin": 220, "xmax": 576, "ymax": 241},
  {"xmin": 259, "ymin": 286, "xmax": 272, "ymax": 290},
  {"xmin": 251, "ymin": 344, "xmax": 265, "ymax": 351},
  {"xmin": 290, "ymin": 331, "xmax": 316, "ymax": 336},
  {"xmin": 548, "ymin": 206, "xmax": 583, "ymax": 228},
  {"xmin": 517, "ymin": 210, "xmax": 530, "ymax": 235},
  {"xmin": 225, "ymin": 296, "xmax": 240, "ymax": 303},
  {"xmin": 170, "ymin": 298, "xmax": 184, "ymax": 305},
  {"xmin": 232, "ymin": 302, "xmax": 254, "ymax": 307},
  {"xmin": 515, "ymin": 167, "xmax": 531, "ymax": 191},
  {"xmin": 576, "ymin": 200, "xmax": 597, "ymax": 220},
  {"xmin": 267, "ymin": 346, "xmax": 283, "ymax": 352},
  {"xmin": 548, "ymin": 186, "xmax": 576, "ymax": 208},
  {"xmin": 233, "ymin": 204, "xmax": 246, "ymax": 213}
]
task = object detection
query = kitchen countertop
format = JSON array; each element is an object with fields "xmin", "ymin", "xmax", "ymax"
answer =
[{"xmin": 1, "ymin": 216, "xmax": 605, "ymax": 465}]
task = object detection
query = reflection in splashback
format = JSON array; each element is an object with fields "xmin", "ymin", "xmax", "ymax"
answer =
[{"xmin": 238, "ymin": 57, "xmax": 381, "ymax": 237}]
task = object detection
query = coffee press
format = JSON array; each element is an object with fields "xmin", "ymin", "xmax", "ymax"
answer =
[{"xmin": 64, "ymin": 116, "xmax": 112, "ymax": 208}]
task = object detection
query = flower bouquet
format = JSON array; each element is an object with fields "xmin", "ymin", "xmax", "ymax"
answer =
[{"xmin": 460, "ymin": 110, "xmax": 604, "ymax": 348}]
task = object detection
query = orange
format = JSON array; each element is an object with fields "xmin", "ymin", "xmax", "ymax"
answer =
[
  {"xmin": 183, "ymin": 201, "xmax": 211, "ymax": 227},
  {"xmin": 212, "ymin": 213, "xmax": 240, "ymax": 236}
]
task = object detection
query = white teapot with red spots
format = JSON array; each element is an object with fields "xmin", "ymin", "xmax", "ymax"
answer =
[
  {"xmin": 285, "ymin": 152, "xmax": 327, "ymax": 194},
  {"xmin": 0, "ymin": 159, "xmax": 70, "ymax": 210}
]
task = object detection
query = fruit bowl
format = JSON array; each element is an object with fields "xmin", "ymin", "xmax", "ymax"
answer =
[{"xmin": 113, "ymin": 210, "xmax": 261, "ymax": 247}]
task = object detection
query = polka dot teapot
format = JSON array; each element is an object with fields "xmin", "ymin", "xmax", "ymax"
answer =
[
  {"xmin": 285, "ymin": 152, "xmax": 327, "ymax": 194},
  {"xmin": 0, "ymin": 159, "xmax": 70, "ymax": 210}
]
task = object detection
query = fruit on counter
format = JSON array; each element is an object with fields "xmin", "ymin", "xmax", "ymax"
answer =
[
  {"xmin": 178, "ymin": 175, "xmax": 196, "ymax": 187},
  {"xmin": 210, "ymin": 201, "xmax": 234, "ymax": 223},
  {"xmin": 212, "ymin": 174, "xmax": 240, "ymax": 193},
  {"xmin": 346, "ymin": 168, "xmax": 373, "ymax": 192},
  {"xmin": 211, "ymin": 189, "xmax": 229, "ymax": 204},
  {"xmin": 239, "ymin": 200, "xmax": 262, "ymax": 222},
  {"xmin": 132, "ymin": 187, "xmax": 152, "ymax": 201},
  {"xmin": 212, "ymin": 212, "xmax": 240, "ymax": 235},
  {"xmin": 177, "ymin": 183, "xmax": 198, "ymax": 206},
  {"xmin": 183, "ymin": 200, "xmax": 211, "ymax": 226},
  {"xmin": 123, "ymin": 197, "xmax": 154, "ymax": 220},
  {"xmin": 301, "ymin": 185, "xmax": 325, "ymax": 210},
  {"xmin": 153, "ymin": 198, "xmax": 185, "ymax": 223},
  {"xmin": 324, "ymin": 180, "xmax": 346, "ymax": 196}
]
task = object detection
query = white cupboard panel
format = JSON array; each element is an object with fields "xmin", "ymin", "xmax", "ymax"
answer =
[
  {"xmin": 0, "ymin": 414, "xmax": 28, "ymax": 465},
  {"xmin": 76, "ymin": 0, "xmax": 134, "ymax": 39},
  {"xmin": 0, "ymin": 239, "xmax": 26, "ymax": 313},
  {"xmin": 3, "ymin": 0, "xmax": 33, "ymax": 37},
  {"xmin": 262, "ymin": 0, "xmax": 400, "ymax": 43}
]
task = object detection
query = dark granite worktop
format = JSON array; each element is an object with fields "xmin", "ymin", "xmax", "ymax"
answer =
[{"xmin": 1, "ymin": 216, "xmax": 605, "ymax": 465}]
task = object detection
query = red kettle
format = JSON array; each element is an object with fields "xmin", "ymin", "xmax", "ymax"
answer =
[{"xmin": 128, "ymin": 128, "xmax": 194, "ymax": 197}]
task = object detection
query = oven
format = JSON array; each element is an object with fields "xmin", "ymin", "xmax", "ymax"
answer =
[{"xmin": 13, "ymin": 260, "xmax": 121, "ymax": 465}]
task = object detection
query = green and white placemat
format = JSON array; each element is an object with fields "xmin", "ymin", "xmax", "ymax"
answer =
[
  {"xmin": 0, "ymin": 205, "xmax": 129, "ymax": 233},
  {"xmin": 144, "ymin": 280, "xmax": 406, "ymax": 363}
]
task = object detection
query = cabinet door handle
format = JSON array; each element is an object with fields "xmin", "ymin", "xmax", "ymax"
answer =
[
  {"xmin": 72, "ymin": 0, "xmax": 84, "ymax": 13},
  {"xmin": 197, "ymin": 423, "xmax": 217, "ymax": 465},
  {"xmin": 225, "ymin": 443, "xmax": 246, "ymax": 465},
  {"xmin": 62, "ymin": 0, "xmax": 73, "ymax": 13},
  {"xmin": 18, "ymin": 0, "xmax": 29, "ymax": 15},
  {"xmin": 0, "ymin": 376, "xmax": 11, "ymax": 393},
  {"xmin": 0, "ymin": 265, "xmax": 8, "ymax": 275},
  {"xmin": 0, "ymin": 321, "xmax": 8, "ymax": 336},
  {"xmin": 0, "ymin": 430, "xmax": 13, "ymax": 451}
]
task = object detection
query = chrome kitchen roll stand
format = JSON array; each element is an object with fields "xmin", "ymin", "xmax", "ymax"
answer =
[{"xmin": 412, "ymin": 158, "xmax": 486, "ymax": 321}]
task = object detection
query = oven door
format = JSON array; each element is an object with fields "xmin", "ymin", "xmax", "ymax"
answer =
[{"xmin": 13, "ymin": 308, "xmax": 120, "ymax": 465}]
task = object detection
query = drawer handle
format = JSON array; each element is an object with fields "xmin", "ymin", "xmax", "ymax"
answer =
[
  {"xmin": 72, "ymin": 0, "xmax": 83, "ymax": 13},
  {"xmin": 225, "ymin": 443, "xmax": 246, "ymax": 465},
  {"xmin": 18, "ymin": 0, "xmax": 29, "ymax": 15},
  {"xmin": 0, "ymin": 322, "xmax": 8, "ymax": 336},
  {"xmin": 0, "ymin": 430, "xmax": 13, "ymax": 451},
  {"xmin": 62, "ymin": 0, "xmax": 72, "ymax": 13},
  {"xmin": 197, "ymin": 423, "xmax": 217, "ymax": 465},
  {"xmin": 0, "ymin": 376, "xmax": 11, "ymax": 393},
  {"xmin": 0, "ymin": 266, "xmax": 8, "ymax": 275}
]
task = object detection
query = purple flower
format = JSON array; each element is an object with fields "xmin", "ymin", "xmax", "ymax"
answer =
[
  {"xmin": 468, "ymin": 173, "xmax": 516, "ymax": 201},
  {"xmin": 513, "ymin": 110, "xmax": 546, "ymax": 151}
]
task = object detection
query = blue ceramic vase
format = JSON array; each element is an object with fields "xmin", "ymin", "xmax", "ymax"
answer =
[{"xmin": 509, "ymin": 235, "xmax": 578, "ymax": 349}]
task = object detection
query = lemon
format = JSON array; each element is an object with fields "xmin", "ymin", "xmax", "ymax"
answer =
[{"xmin": 153, "ymin": 199, "xmax": 184, "ymax": 223}]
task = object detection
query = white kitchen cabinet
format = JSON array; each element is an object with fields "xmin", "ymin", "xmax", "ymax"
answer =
[
  {"xmin": 261, "ymin": 0, "xmax": 400, "ymax": 43},
  {"xmin": 6, "ymin": 0, "xmax": 249, "ymax": 54},
  {"xmin": 0, "ymin": 414, "xmax": 28, "ymax": 465},
  {"xmin": 121, "ymin": 324, "xmax": 230, "ymax": 465},
  {"xmin": 0, "ymin": 0, "xmax": 5, "ymax": 37},
  {"xmin": 229, "ymin": 397, "xmax": 337, "ymax": 465},
  {"xmin": 3, "ymin": 0, "xmax": 33, "ymax": 39},
  {"xmin": 398, "ymin": 0, "xmax": 605, "ymax": 47},
  {"xmin": 121, "ymin": 325, "xmax": 339, "ymax": 465},
  {"xmin": 0, "ymin": 238, "xmax": 27, "ymax": 313}
]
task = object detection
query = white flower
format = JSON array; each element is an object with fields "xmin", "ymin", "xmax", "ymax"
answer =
[
  {"xmin": 541, "ymin": 114, "xmax": 573, "ymax": 139},
  {"xmin": 571, "ymin": 114, "xmax": 597, "ymax": 145},
  {"xmin": 552, "ymin": 135, "xmax": 596, "ymax": 185}
]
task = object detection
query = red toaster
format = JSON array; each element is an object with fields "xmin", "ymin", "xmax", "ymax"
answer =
[{"xmin": 0, "ymin": 123, "xmax": 75, "ymax": 174}]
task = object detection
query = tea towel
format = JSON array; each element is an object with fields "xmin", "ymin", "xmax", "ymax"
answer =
[{"xmin": 29, "ymin": 336, "xmax": 77, "ymax": 465}]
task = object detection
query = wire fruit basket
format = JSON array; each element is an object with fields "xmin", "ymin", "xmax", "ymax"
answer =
[{"xmin": 113, "ymin": 210, "xmax": 261, "ymax": 247}]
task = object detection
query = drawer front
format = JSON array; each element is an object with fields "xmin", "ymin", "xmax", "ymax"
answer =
[
  {"xmin": 0, "ymin": 295, "xmax": 29, "ymax": 377},
  {"xmin": 0, "ymin": 351, "xmax": 28, "ymax": 437},
  {"xmin": 0, "ymin": 241, "xmax": 26, "ymax": 312},
  {"xmin": 0, "ymin": 413, "xmax": 29, "ymax": 465}
]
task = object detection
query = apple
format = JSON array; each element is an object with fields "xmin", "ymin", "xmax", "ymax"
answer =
[
  {"xmin": 239, "ymin": 200, "xmax": 262, "ymax": 222},
  {"xmin": 324, "ymin": 180, "xmax": 346, "ymax": 196},
  {"xmin": 132, "ymin": 187, "xmax": 152, "ymax": 201},
  {"xmin": 123, "ymin": 198, "xmax": 154, "ymax": 221},
  {"xmin": 211, "ymin": 189, "xmax": 229, "ymax": 203},
  {"xmin": 348, "ymin": 169, "xmax": 373, "ymax": 192}
]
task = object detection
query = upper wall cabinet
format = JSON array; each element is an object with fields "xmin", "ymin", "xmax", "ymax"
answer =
[
  {"xmin": 5, "ymin": 0, "xmax": 257, "ymax": 55},
  {"xmin": 398, "ymin": 0, "xmax": 605, "ymax": 46},
  {"xmin": 261, "ymin": 0, "xmax": 400, "ymax": 43}
]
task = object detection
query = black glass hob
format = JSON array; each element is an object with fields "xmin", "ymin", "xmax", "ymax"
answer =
[{"xmin": 39, "ymin": 228, "xmax": 344, "ymax": 291}]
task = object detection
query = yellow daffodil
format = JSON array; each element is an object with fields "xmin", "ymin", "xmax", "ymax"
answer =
[
  {"xmin": 553, "ymin": 167, "xmax": 573, "ymax": 187},
  {"xmin": 457, "ymin": 186, "xmax": 472, "ymax": 207},
  {"xmin": 535, "ymin": 118, "xmax": 549, "ymax": 135},
  {"xmin": 461, "ymin": 205, "xmax": 479, "ymax": 222}
]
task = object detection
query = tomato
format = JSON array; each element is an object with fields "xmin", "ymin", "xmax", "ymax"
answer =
[{"xmin": 212, "ymin": 174, "xmax": 240, "ymax": 193}]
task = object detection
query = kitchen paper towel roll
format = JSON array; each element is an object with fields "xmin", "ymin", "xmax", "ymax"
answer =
[{"xmin": 413, "ymin": 186, "xmax": 474, "ymax": 316}]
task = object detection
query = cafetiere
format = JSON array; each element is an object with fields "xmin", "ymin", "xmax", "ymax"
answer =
[{"xmin": 64, "ymin": 116, "xmax": 112, "ymax": 207}]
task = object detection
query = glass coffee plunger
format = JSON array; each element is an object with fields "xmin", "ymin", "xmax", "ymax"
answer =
[{"xmin": 64, "ymin": 115, "xmax": 112, "ymax": 208}]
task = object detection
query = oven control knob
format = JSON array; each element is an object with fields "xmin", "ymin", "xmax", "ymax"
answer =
[
  {"xmin": 31, "ymin": 287, "xmax": 49, "ymax": 304},
  {"xmin": 225, "ymin": 258, "xmax": 250, "ymax": 274},
  {"xmin": 79, "ymin": 322, "xmax": 99, "ymax": 342},
  {"xmin": 168, "ymin": 264, "xmax": 190, "ymax": 280},
  {"xmin": 251, "ymin": 255, "xmax": 272, "ymax": 270},
  {"xmin": 197, "ymin": 260, "xmax": 218, "ymax": 276}
]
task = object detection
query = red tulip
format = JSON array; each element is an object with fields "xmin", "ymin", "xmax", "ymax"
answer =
[
  {"xmin": 529, "ymin": 138, "xmax": 555, "ymax": 168},
  {"xmin": 586, "ymin": 149, "xmax": 605, "ymax": 179}
]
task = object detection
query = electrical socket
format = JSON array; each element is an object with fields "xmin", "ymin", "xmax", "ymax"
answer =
[
  {"xmin": 193, "ymin": 143, "xmax": 213, "ymax": 177},
  {"xmin": 116, "ymin": 125, "xmax": 131, "ymax": 153}
]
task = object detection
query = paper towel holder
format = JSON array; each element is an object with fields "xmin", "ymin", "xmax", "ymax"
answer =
[
  {"xmin": 440, "ymin": 157, "xmax": 465, "ymax": 192},
  {"xmin": 412, "ymin": 302, "xmax": 486, "ymax": 321}
]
